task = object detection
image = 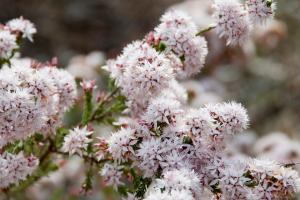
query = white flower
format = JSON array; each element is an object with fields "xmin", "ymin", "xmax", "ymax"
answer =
[
  {"xmin": 246, "ymin": 0, "xmax": 276, "ymax": 24},
  {"xmin": 154, "ymin": 10, "xmax": 198, "ymax": 54},
  {"xmin": 0, "ymin": 88, "xmax": 45, "ymax": 147},
  {"xmin": 0, "ymin": 59, "xmax": 77, "ymax": 146},
  {"xmin": 107, "ymin": 127, "xmax": 137, "ymax": 163},
  {"xmin": 145, "ymin": 189, "xmax": 195, "ymax": 200},
  {"xmin": 40, "ymin": 66, "xmax": 77, "ymax": 112},
  {"xmin": 213, "ymin": 0, "xmax": 251, "ymax": 45},
  {"xmin": 142, "ymin": 94, "xmax": 182, "ymax": 129},
  {"xmin": 160, "ymin": 150, "xmax": 187, "ymax": 171},
  {"xmin": 6, "ymin": 17, "xmax": 37, "ymax": 42},
  {"xmin": 219, "ymin": 159, "xmax": 249, "ymax": 199},
  {"xmin": 275, "ymin": 167, "xmax": 300, "ymax": 194},
  {"xmin": 106, "ymin": 41, "xmax": 174, "ymax": 117},
  {"xmin": 100, "ymin": 163, "xmax": 123, "ymax": 189},
  {"xmin": 179, "ymin": 36, "xmax": 208, "ymax": 78},
  {"xmin": 154, "ymin": 10, "xmax": 208, "ymax": 78},
  {"xmin": 61, "ymin": 126, "xmax": 93, "ymax": 156},
  {"xmin": 165, "ymin": 79, "xmax": 188, "ymax": 104},
  {"xmin": 205, "ymin": 102, "xmax": 249, "ymax": 135},
  {"xmin": 151, "ymin": 168, "xmax": 202, "ymax": 198},
  {"xmin": 0, "ymin": 152, "xmax": 38, "ymax": 188},
  {"xmin": 0, "ymin": 29, "xmax": 17, "ymax": 59},
  {"xmin": 184, "ymin": 108, "xmax": 215, "ymax": 141},
  {"xmin": 136, "ymin": 137, "xmax": 163, "ymax": 177},
  {"xmin": 239, "ymin": 158, "xmax": 300, "ymax": 199},
  {"xmin": 122, "ymin": 41, "xmax": 173, "ymax": 97}
]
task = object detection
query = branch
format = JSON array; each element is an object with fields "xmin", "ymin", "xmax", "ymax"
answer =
[
  {"xmin": 88, "ymin": 87, "xmax": 119, "ymax": 122},
  {"xmin": 196, "ymin": 24, "xmax": 217, "ymax": 36}
]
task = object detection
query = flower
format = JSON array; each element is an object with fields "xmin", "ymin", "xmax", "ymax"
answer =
[
  {"xmin": 246, "ymin": 158, "xmax": 300, "ymax": 199},
  {"xmin": 142, "ymin": 94, "xmax": 183, "ymax": 129},
  {"xmin": 100, "ymin": 163, "xmax": 123, "ymax": 189},
  {"xmin": 40, "ymin": 66, "xmax": 77, "ymax": 112},
  {"xmin": 107, "ymin": 127, "xmax": 137, "ymax": 163},
  {"xmin": 0, "ymin": 152, "xmax": 38, "ymax": 188},
  {"xmin": 136, "ymin": 137, "xmax": 163, "ymax": 177},
  {"xmin": 213, "ymin": 0, "xmax": 251, "ymax": 45},
  {"xmin": 246, "ymin": 0, "xmax": 276, "ymax": 24},
  {"xmin": 94, "ymin": 137, "xmax": 109, "ymax": 161},
  {"xmin": 61, "ymin": 126, "xmax": 93, "ymax": 156},
  {"xmin": 0, "ymin": 59, "xmax": 77, "ymax": 145},
  {"xmin": 205, "ymin": 102, "xmax": 249, "ymax": 135},
  {"xmin": 80, "ymin": 79, "xmax": 97, "ymax": 92},
  {"xmin": 0, "ymin": 29, "xmax": 17, "ymax": 59},
  {"xmin": 184, "ymin": 108, "xmax": 215, "ymax": 141},
  {"xmin": 145, "ymin": 188, "xmax": 195, "ymax": 200},
  {"xmin": 219, "ymin": 159, "xmax": 249, "ymax": 199},
  {"xmin": 152, "ymin": 168, "xmax": 202, "ymax": 198},
  {"xmin": 6, "ymin": 16, "xmax": 37, "ymax": 42},
  {"xmin": 0, "ymin": 88, "xmax": 45, "ymax": 148},
  {"xmin": 154, "ymin": 10, "xmax": 208, "ymax": 78}
]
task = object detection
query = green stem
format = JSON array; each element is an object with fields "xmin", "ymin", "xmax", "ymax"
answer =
[
  {"xmin": 82, "ymin": 91, "xmax": 93, "ymax": 125},
  {"xmin": 88, "ymin": 87, "xmax": 119, "ymax": 122},
  {"xmin": 196, "ymin": 24, "xmax": 216, "ymax": 36}
]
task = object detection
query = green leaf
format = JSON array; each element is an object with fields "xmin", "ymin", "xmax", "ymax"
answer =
[
  {"xmin": 183, "ymin": 136, "xmax": 193, "ymax": 145},
  {"xmin": 118, "ymin": 185, "xmax": 128, "ymax": 196},
  {"xmin": 133, "ymin": 176, "xmax": 152, "ymax": 198},
  {"xmin": 108, "ymin": 78, "xmax": 117, "ymax": 91},
  {"xmin": 157, "ymin": 42, "xmax": 166, "ymax": 52}
]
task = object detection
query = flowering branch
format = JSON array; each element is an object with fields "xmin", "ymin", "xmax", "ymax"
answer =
[
  {"xmin": 1, "ymin": 1, "xmax": 298, "ymax": 200},
  {"xmin": 88, "ymin": 87, "xmax": 120, "ymax": 123}
]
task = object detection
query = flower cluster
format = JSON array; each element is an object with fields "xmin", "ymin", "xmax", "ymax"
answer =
[
  {"xmin": 0, "ymin": 3, "xmax": 296, "ymax": 200},
  {"xmin": 106, "ymin": 10, "xmax": 207, "ymax": 117},
  {"xmin": 213, "ymin": 0, "xmax": 276, "ymax": 45},
  {"xmin": 100, "ymin": 6, "xmax": 300, "ymax": 200},
  {"xmin": 0, "ymin": 58, "xmax": 77, "ymax": 148},
  {"xmin": 0, "ymin": 17, "xmax": 36, "ymax": 60},
  {"xmin": 61, "ymin": 126, "xmax": 93, "ymax": 156},
  {"xmin": 145, "ymin": 168, "xmax": 202, "ymax": 200},
  {"xmin": 216, "ymin": 158, "xmax": 300, "ymax": 199},
  {"xmin": 0, "ymin": 152, "xmax": 38, "ymax": 188},
  {"xmin": 153, "ymin": 10, "xmax": 208, "ymax": 78},
  {"xmin": 246, "ymin": 0, "xmax": 276, "ymax": 24}
]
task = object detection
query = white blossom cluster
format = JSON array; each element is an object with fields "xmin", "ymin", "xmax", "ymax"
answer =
[
  {"xmin": 106, "ymin": 10, "xmax": 206, "ymax": 117},
  {"xmin": 61, "ymin": 126, "xmax": 93, "ymax": 156},
  {"xmin": 101, "ymin": 8, "xmax": 300, "ymax": 200},
  {"xmin": 0, "ymin": 152, "xmax": 38, "ymax": 188},
  {"xmin": 153, "ymin": 10, "xmax": 208, "ymax": 78},
  {"xmin": 0, "ymin": 60, "xmax": 77, "ymax": 149},
  {"xmin": 0, "ymin": 17, "xmax": 36, "ymax": 60},
  {"xmin": 213, "ymin": 0, "xmax": 276, "ymax": 45}
]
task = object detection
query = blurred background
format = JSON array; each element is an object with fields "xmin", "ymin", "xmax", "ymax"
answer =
[{"xmin": 1, "ymin": 0, "xmax": 300, "ymax": 199}]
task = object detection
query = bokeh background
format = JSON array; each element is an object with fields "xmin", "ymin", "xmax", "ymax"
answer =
[{"xmin": 1, "ymin": 0, "xmax": 300, "ymax": 199}]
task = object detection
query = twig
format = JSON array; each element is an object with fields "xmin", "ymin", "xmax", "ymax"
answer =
[
  {"xmin": 88, "ymin": 87, "xmax": 119, "ymax": 122},
  {"xmin": 196, "ymin": 24, "xmax": 217, "ymax": 36}
]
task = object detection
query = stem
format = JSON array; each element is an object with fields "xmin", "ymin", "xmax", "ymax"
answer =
[
  {"xmin": 88, "ymin": 87, "xmax": 119, "ymax": 122},
  {"xmin": 82, "ymin": 90, "xmax": 93, "ymax": 125},
  {"xmin": 196, "ymin": 24, "xmax": 217, "ymax": 36}
]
